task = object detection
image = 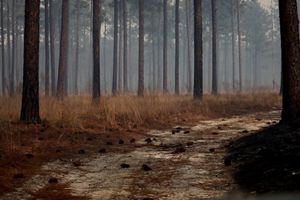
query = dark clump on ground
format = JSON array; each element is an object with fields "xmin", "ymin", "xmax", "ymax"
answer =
[{"xmin": 226, "ymin": 123, "xmax": 300, "ymax": 194}]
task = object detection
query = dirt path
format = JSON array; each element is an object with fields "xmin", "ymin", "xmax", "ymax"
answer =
[{"xmin": 1, "ymin": 111, "xmax": 281, "ymax": 200}]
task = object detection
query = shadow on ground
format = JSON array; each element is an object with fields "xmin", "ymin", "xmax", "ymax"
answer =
[{"xmin": 226, "ymin": 123, "xmax": 300, "ymax": 194}]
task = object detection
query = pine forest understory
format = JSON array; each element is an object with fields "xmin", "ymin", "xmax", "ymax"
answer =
[{"xmin": 1, "ymin": 0, "xmax": 300, "ymax": 199}]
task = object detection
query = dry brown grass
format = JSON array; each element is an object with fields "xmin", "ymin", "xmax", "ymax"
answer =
[
  {"xmin": 0, "ymin": 93, "xmax": 281, "ymax": 128},
  {"xmin": 0, "ymin": 93, "xmax": 281, "ymax": 196}
]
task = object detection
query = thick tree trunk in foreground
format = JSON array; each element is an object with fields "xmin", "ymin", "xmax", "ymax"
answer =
[
  {"xmin": 279, "ymin": 0, "xmax": 300, "ymax": 122},
  {"xmin": 138, "ymin": 0, "xmax": 144, "ymax": 96},
  {"xmin": 56, "ymin": 0, "xmax": 69, "ymax": 100},
  {"xmin": 194, "ymin": 0, "xmax": 203, "ymax": 100},
  {"xmin": 44, "ymin": 0, "xmax": 50, "ymax": 96},
  {"xmin": 211, "ymin": 0, "xmax": 218, "ymax": 95},
  {"xmin": 163, "ymin": 0, "xmax": 168, "ymax": 93},
  {"xmin": 20, "ymin": 0, "xmax": 41, "ymax": 123},
  {"xmin": 92, "ymin": 0, "xmax": 101, "ymax": 101},
  {"xmin": 175, "ymin": 0, "xmax": 180, "ymax": 95},
  {"xmin": 112, "ymin": 0, "xmax": 118, "ymax": 96}
]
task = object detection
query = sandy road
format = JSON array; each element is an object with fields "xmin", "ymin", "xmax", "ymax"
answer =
[{"xmin": 1, "ymin": 111, "xmax": 280, "ymax": 200}]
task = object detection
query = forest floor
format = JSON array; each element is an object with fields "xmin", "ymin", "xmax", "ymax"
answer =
[{"xmin": 3, "ymin": 93, "xmax": 299, "ymax": 199}]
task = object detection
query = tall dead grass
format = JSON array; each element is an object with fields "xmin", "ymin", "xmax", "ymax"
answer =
[{"xmin": 0, "ymin": 93, "xmax": 281, "ymax": 128}]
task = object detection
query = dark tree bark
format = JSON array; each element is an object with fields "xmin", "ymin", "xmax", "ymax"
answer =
[
  {"xmin": 49, "ymin": 0, "xmax": 56, "ymax": 96},
  {"xmin": 92, "ymin": 0, "xmax": 101, "ymax": 101},
  {"xmin": 1, "ymin": 0, "xmax": 5, "ymax": 96},
  {"xmin": 20, "ymin": 0, "xmax": 41, "ymax": 123},
  {"xmin": 103, "ymin": 19, "xmax": 107, "ymax": 93},
  {"xmin": 123, "ymin": 0, "xmax": 128, "ymax": 92},
  {"xmin": 186, "ymin": 0, "xmax": 192, "ymax": 93},
  {"xmin": 194, "ymin": 0, "xmax": 203, "ymax": 100},
  {"xmin": 10, "ymin": 0, "xmax": 15, "ymax": 96},
  {"xmin": 151, "ymin": 10, "xmax": 156, "ymax": 91},
  {"xmin": 163, "ymin": 0, "xmax": 168, "ymax": 93},
  {"xmin": 236, "ymin": 0, "xmax": 242, "ymax": 92},
  {"xmin": 211, "ymin": 0, "xmax": 218, "ymax": 95},
  {"xmin": 138, "ymin": 0, "xmax": 144, "ymax": 96},
  {"xmin": 74, "ymin": 0, "xmax": 80, "ymax": 95},
  {"xmin": 175, "ymin": 0, "xmax": 180, "ymax": 95},
  {"xmin": 56, "ymin": 0, "xmax": 70, "ymax": 100},
  {"xmin": 279, "ymin": 0, "xmax": 300, "ymax": 122},
  {"xmin": 112, "ymin": 0, "xmax": 118, "ymax": 96},
  {"xmin": 44, "ymin": 0, "xmax": 50, "ymax": 96},
  {"xmin": 230, "ymin": 0, "xmax": 235, "ymax": 91},
  {"xmin": 118, "ymin": 0, "xmax": 123, "ymax": 92},
  {"xmin": 6, "ymin": 0, "xmax": 11, "ymax": 95}
]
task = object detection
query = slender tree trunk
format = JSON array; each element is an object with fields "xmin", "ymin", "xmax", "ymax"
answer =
[
  {"xmin": 112, "ymin": 0, "xmax": 118, "ymax": 96},
  {"xmin": 10, "ymin": 0, "xmax": 15, "ymax": 96},
  {"xmin": 186, "ymin": 0, "xmax": 192, "ymax": 93},
  {"xmin": 157, "ymin": 5, "xmax": 162, "ymax": 91},
  {"xmin": 103, "ymin": 19, "xmax": 107, "ymax": 93},
  {"xmin": 123, "ymin": 0, "xmax": 128, "ymax": 92},
  {"xmin": 49, "ymin": 0, "xmax": 56, "ymax": 96},
  {"xmin": 20, "ymin": 0, "xmax": 41, "ymax": 123},
  {"xmin": 163, "ymin": 0, "xmax": 168, "ymax": 93},
  {"xmin": 1, "ymin": 0, "xmax": 5, "ymax": 96},
  {"xmin": 74, "ymin": 0, "xmax": 80, "ymax": 95},
  {"xmin": 211, "ymin": 0, "xmax": 218, "ymax": 95},
  {"xmin": 194, "ymin": 0, "xmax": 203, "ymax": 100},
  {"xmin": 118, "ymin": 0, "xmax": 123, "ymax": 92},
  {"xmin": 56, "ymin": 0, "xmax": 70, "ymax": 100},
  {"xmin": 92, "ymin": 0, "xmax": 101, "ymax": 101},
  {"xmin": 151, "ymin": 10, "xmax": 156, "ymax": 91},
  {"xmin": 6, "ymin": 0, "xmax": 11, "ymax": 95},
  {"xmin": 44, "ymin": 0, "xmax": 50, "ymax": 96},
  {"xmin": 138, "ymin": 0, "xmax": 144, "ymax": 96},
  {"xmin": 175, "ymin": 0, "xmax": 180, "ymax": 95},
  {"xmin": 236, "ymin": 0, "xmax": 242, "ymax": 92},
  {"xmin": 231, "ymin": 0, "xmax": 235, "ymax": 91},
  {"xmin": 279, "ymin": 0, "xmax": 300, "ymax": 122},
  {"xmin": 128, "ymin": 15, "xmax": 132, "ymax": 91}
]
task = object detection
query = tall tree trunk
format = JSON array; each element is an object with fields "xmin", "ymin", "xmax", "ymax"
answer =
[
  {"xmin": 231, "ymin": 0, "xmax": 235, "ymax": 91},
  {"xmin": 103, "ymin": 19, "xmax": 107, "ymax": 93},
  {"xmin": 6, "ymin": 0, "xmax": 11, "ymax": 95},
  {"xmin": 92, "ymin": 0, "xmax": 101, "ymax": 101},
  {"xmin": 194, "ymin": 0, "xmax": 203, "ymax": 100},
  {"xmin": 1, "ymin": 0, "xmax": 5, "ymax": 96},
  {"xmin": 56, "ymin": 0, "xmax": 70, "ymax": 100},
  {"xmin": 49, "ymin": 0, "xmax": 56, "ymax": 96},
  {"xmin": 10, "ymin": 0, "xmax": 15, "ymax": 96},
  {"xmin": 151, "ymin": 10, "xmax": 156, "ymax": 91},
  {"xmin": 138, "ymin": 0, "xmax": 144, "ymax": 96},
  {"xmin": 163, "ymin": 0, "xmax": 168, "ymax": 93},
  {"xmin": 236, "ymin": 0, "xmax": 242, "ymax": 92},
  {"xmin": 186, "ymin": 0, "xmax": 192, "ymax": 93},
  {"xmin": 211, "ymin": 0, "xmax": 218, "ymax": 95},
  {"xmin": 112, "ymin": 0, "xmax": 118, "ymax": 96},
  {"xmin": 74, "ymin": 0, "xmax": 80, "ymax": 95},
  {"xmin": 20, "ymin": 0, "xmax": 41, "ymax": 123},
  {"xmin": 157, "ymin": 5, "xmax": 162, "ymax": 91},
  {"xmin": 44, "ymin": 0, "xmax": 50, "ymax": 96},
  {"xmin": 123, "ymin": 0, "xmax": 128, "ymax": 92},
  {"xmin": 118, "ymin": 0, "xmax": 123, "ymax": 92},
  {"xmin": 279, "ymin": 0, "xmax": 300, "ymax": 122},
  {"xmin": 175, "ymin": 0, "xmax": 180, "ymax": 95}
]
